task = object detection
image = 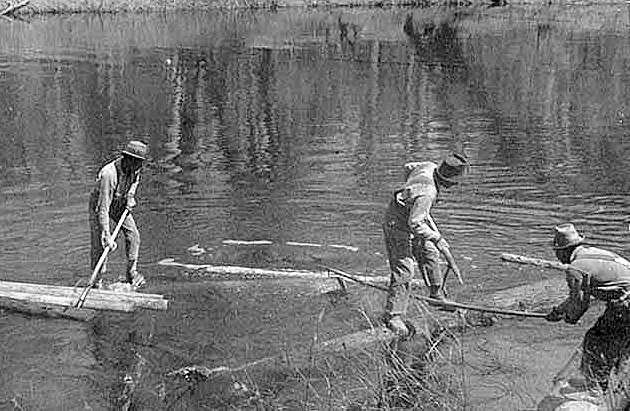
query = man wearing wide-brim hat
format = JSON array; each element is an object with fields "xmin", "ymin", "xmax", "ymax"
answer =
[
  {"xmin": 89, "ymin": 140, "xmax": 148, "ymax": 289},
  {"xmin": 382, "ymin": 153, "xmax": 468, "ymax": 337},
  {"xmin": 546, "ymin": 223, "xmax": 630, "ymax": 397}
]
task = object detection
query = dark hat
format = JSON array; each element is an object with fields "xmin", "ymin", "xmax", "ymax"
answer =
[
  {"xmin": 435, "ymin": 153, "xmax": 468, "ymax": 187},
  {"xmin": 121, "ymin": 140, "xmax": 148, "ymax": 161},
  {"xmin": 552, "ymin": 223, "xmax": 585, "ymax": 250}
]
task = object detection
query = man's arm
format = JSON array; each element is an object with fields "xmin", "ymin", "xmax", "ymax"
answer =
[
  {"xmin": 96, "ymin": 167, "xmax": 115, "ymax": 232},
  {"xmin": 548, "ymin": 270, "xmax": 590, "ymax": 324},
  {"xmin": 408, "ymin": 196, "xmax": 441, "ymax": 242}
]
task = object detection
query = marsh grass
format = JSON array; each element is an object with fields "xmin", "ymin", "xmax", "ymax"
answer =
[{"xmin": 163, "ymin": 298, "xmax": 469, "ymax": 410}]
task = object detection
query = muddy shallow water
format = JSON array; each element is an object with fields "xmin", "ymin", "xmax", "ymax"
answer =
[{"xmin": 1, "ymin": 5, "xmax": 630, "ymax": 409}]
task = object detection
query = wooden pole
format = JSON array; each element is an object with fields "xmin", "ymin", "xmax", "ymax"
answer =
[
  {"xmin": 501, "ymin": 253, "xmax": 569, "ymax": 271},
  {"xmin": 427, "ymin": 214, "xmax": 464, "ymax": 285},
  {"xmin": 76, "ymin": 208, "xmax": 130, "ymax": 309},
  {"xmin": 321, "ymin": 265, "xmax": 547, "ymax": 318}
]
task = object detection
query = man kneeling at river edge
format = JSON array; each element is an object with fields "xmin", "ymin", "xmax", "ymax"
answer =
[
  {"xmin": 546, "ymin": 223, "xmax": 630, "ymax": 400},
  {"xmin": 382, "ymin": 153, "xmax": 468, "ymax": 337},
  {"xmin": 89, "ymin": 140, "xmax": 148, "ymax": 290}
]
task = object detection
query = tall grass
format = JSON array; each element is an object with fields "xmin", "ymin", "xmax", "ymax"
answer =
[{"xmin": 163, "ymin": 298, "xmax": 469, "ymax": 410}]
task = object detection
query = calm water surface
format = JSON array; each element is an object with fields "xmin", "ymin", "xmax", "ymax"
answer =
[{"xmin": 1, "ymin": 6, "xmax": 630, "ymax": 409}]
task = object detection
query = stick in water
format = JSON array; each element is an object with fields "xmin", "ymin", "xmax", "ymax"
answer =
[{"xmin": 75, "ymin": 208, "xmax": 130, "ymax": 308}]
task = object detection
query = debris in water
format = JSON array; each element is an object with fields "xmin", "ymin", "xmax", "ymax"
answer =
[
  {"xmin": 187, "ymin": 244, "xmax": 206, "ymax": 256},
  {"xmin": 328, "ymin": 244, "xmax": 359, "ymax": 252},
  {"xmin": 223, "ymin": 240, "xmax": 273, "ymax": 245}
]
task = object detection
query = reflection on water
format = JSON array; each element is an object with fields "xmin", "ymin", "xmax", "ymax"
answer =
[{"xmin": 1, "ymin": 6, "xmax": 630, "ymax": 409}]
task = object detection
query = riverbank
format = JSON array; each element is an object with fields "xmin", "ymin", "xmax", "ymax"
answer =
[{"xmin": 3, "ymin": 0, "xmax": 627, "ymax": 15}]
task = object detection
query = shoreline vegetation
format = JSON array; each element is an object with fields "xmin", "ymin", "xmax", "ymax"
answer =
[{"xmin": 1, "ymin": 0, "xmax": 628, "ymax": 15}]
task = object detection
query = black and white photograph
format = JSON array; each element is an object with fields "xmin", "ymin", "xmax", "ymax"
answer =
[{"xmin": 0, "ymin": 1, "xmax": 629, "ymax": 409}]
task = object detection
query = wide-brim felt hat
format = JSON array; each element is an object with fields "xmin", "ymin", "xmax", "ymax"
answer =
[
  {"xmin": 552, "ymin": 223, "xmax": 585, "ymax": 249},
  {"xmin": 435, "ymin": 153, "xmax": 468, "ymax": 186},
  {"xmin": 121, "ymin": 140, "xmax": 148, "ymax": 161}
]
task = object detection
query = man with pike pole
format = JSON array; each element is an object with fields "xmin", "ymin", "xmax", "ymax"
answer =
[
  {"xmin": 382, "ymin": 153, "xmax": 468, "ymax": 337},
  {"xmin": 88, "ymin": 140, "xmax": 148, "ymax": 290},
  {"xmin": 546, "ymin": 223, "xmax": 630, "ymax": 400}
]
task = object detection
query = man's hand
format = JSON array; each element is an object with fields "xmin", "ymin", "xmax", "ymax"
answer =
[
  {"xmin": 545, "ymin": 307, "xmax": 564, "ymax": 322},
  {"xmin": 436, "ymin": 237, "xmax": 450, "ymax": 251},
  {"xmin": 100, "ymin": 230, "xmax": 118, "ymax": 251},
  {"xmin": 126, "ymin": 197, "xmax": 137, "ymax": 210}
]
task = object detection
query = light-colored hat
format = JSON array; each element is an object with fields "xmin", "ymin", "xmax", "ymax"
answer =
[
  {"xmin": 121, "ymin": 140, "xmax": 148, "ymax": 160},
  {"xmin": 552, "ymin": 223, "xmax": 585, "ymax": 250}
]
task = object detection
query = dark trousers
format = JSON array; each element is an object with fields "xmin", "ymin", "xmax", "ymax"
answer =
[
  {"xmin": 581, "ymin": 304, "xmax": 630, "ymax": 391},
  {"xmin": 383, "ymin": 223, "xmax": 442, "ymax": 318},
  {"xmin": 89, "ymin": 191, "xmax": 140, "ymax": 277}
]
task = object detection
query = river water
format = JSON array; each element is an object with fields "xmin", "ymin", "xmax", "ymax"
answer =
[{"xmin": 0, "ymin": 5, "xmax": 629, "ymax": 410}]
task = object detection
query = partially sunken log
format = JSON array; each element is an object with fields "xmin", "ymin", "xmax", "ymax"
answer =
[
  {"xmin": 165, "ymin": 267, "xmax": 554, "ymax": 385},
  {"xmin": 166, "ymin": 312, "xmax": 453, "ymax": 382}
]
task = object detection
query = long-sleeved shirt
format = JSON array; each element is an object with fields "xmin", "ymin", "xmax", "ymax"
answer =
[
  {"xmin": 555, "ymin": 245, "xmax": 630, "ymax": 324},
  {"xmin": 93, "ymin": 158, "xmax": 140, "ymax": 231}
]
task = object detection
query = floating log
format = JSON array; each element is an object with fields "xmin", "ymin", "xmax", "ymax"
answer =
[
  {"xmin": 158, "ymin": 258, "xmax": 426, "ymax": 286},
  {"xmin": 0, "ymin": 280, "xmax": 168, "ymax": 311},
  {"xmin": 0, "ymin": 280, "xmax": 169, "ymax": 312},
  {"xmin": 0, "ymin": 289, "xmax": 136, "ymax": 312},
  {"xmin": 0, "ymin": 296, "xmax": 96, "ymax": 322}
]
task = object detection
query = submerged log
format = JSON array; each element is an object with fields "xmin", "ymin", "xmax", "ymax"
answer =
[
  {"xmin": 0, "ymin": 280, "xmax": 168, "ymax": 311},
  {"xmin": 165, "ymin": 266, "xmax": 554, "ymax": 385},
  {"xmin": 166, "ymin": 313, "xmax": 452, "ymax": 382},
  {"xmin": 0, "ymin": 296, "xmax": 96, "ymax": 322}
]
